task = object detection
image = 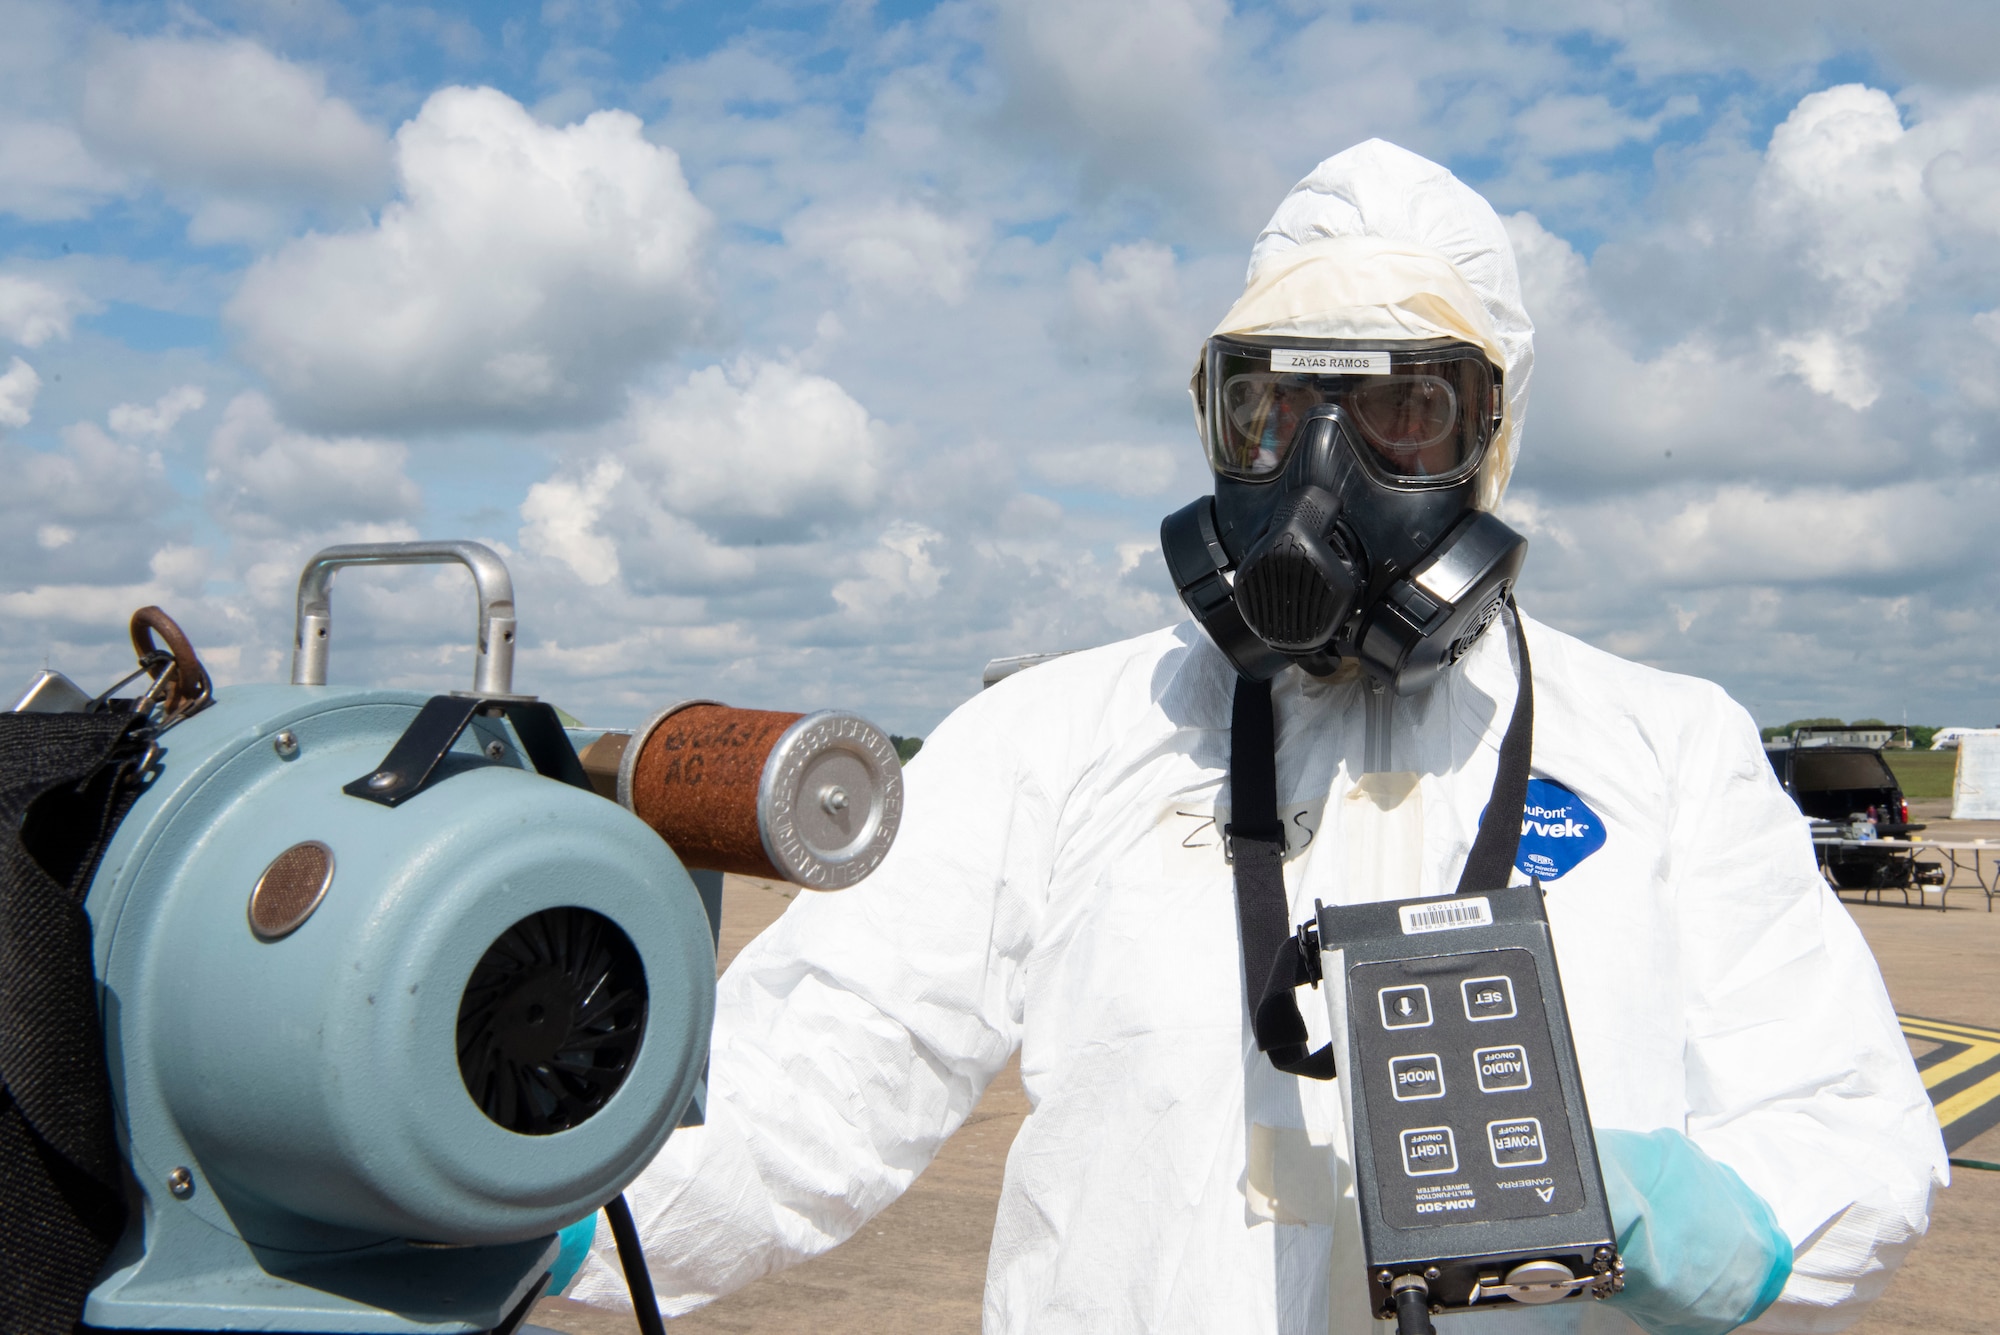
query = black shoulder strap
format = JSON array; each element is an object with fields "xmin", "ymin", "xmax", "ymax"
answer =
[
  {"xmin": 1454, "ymin": 600, "xmax": 1534, "ymax": 895},
  {"xmin": 0, "ymin": 711, "xmax": 151, "ymax": 1335},
  {"xmin": 1226, "ymin": 600, "xmax": 1534, "ymax": 1081},
  {"xmin": 1227, "ymin": 674, "xmax": 1337, "ymax": 1079}
]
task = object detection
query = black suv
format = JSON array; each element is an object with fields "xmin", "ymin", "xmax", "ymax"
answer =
[{"xmin": 1764, "ymin": 740, "xmax": 1927, "ymax": 889}]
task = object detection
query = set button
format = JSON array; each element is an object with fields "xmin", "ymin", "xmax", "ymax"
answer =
[{"xmin": 1461, "ymin": 974, "xmax": 1517, "ymax": 1021}]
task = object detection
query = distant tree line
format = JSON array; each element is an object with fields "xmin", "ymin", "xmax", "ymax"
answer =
[
  {"xmin": 903, "ymin": 722, "xmax": 1993, "ymax": 758},
  {"xmin": 1758, "ymin": 718, "xmax": 1952, "ymax": 748}
]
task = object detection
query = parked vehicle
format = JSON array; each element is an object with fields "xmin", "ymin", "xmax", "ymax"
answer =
[{"xmin": 1764, "ymin": 735, "xmax": 1931, "ymax": 890}]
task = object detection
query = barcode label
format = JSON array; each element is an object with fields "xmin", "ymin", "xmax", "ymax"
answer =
[{"xmin": 1398, "ymin": 896, "xmax": 1494, "ymax": 935}]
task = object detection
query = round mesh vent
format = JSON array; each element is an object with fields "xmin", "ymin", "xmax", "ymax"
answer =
[
  {"xmin": 456, "ymin": 907, "xmax": 648, "ymax": 1136},
  {"xmin": 1446, "ymin": 587, "xmax": 1510, "ymax": 666},
  {"xmin": 248, "ymin": 841, "xmax": 334, "ymax": 941}
]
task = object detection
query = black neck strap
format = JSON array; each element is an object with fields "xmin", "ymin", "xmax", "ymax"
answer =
[
  {"xmin": 1226, "ymin": 599, "xmax": 1534, "ymax": 1080},
  {"xmin": 1450, "ymin": 599, "xmax": 1534, "ymax": 896}
]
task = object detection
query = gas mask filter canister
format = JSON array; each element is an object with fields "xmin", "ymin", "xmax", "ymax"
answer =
[{"xmin": 1161, "ymin": 335, "xmax": 1528, "ymax": 692}]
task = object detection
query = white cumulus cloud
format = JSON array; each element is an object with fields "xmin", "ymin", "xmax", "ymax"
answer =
[
  {"xmin": 9, "ymin": 421, "xmax": 163, "ymax": 522},
  {"xmin": 786, "ymin": 201, "xmax": 984, "ymax": 305},
  {"xmin": 521, "ymin": 457, "xmax": 625, "ymax": 588},
  {"xmin": 11, "ymin": 8, "xmax": 2000, "ymax": 734},
  {"xmin": 205, "ymin": 392, "xmax": 420, "ymax": 537},
  {"xmin": 80, "ymin": 35, "xmax": 390, "ymax": 239},
  {"xmin": 110, "ymin": 384, "xmax": 206, "ymax": 437},
  {"xmin": 227, "ymin": 86, "xmax": 710, "ymax": 432},
  {"xmin": 0, "ymin": 121, "xmax": 125, "ymax": 221},
  {"xmin": 992, "ymin": 0, "xmax": 1255, "ymax": 214},
  {"xmin": 1630, "ymin": 480, "xmax": 1978, "ymax": 585},
  {"xmin": 1028, "ymin": 441, "xmax": 1179, "ymax": 497},
  {"xmin": 0, "ymin": 357, "xmax": 40, "ymax": 428},
  {"xmin": 0, "ymin": 273, "xmax": 90, "ymax": 347},
  {"xmin": 832, "ymin": 521, "xmax": 947, "ymax": 617},
  {"xmin": 1772, "ymin": 332, "xmax": 1879, "ymax": 410},
  {"xmin": 1063, "ymin": 241, "xmax": 1205, "ymax": 382},
  {"xmin": 0, "ymin": 415, "xmax": 178, "ymax": 615},
  {"xmin": 520, "ymin": 359, "xmax": 881, "ymax": 601},
  {"xmin": 1504, "ymin": 212, "xmax": 1877, "ymax": 491},
  {"xmin": 0, "ymin": 544, "xmax": 210, "ymax": 629},
  {"xmin": 614, "ymin": 360, "xmax": 883, "ymax": 521},
  {"xmin": 1757, "ymin": 85, "xmax": 1931, "ymax": 318},
  {"xmin": 1512, "ymin": 93, "xmax": 1700, "ymax": 157}
]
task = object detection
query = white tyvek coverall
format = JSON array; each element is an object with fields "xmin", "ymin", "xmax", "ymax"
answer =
[{"xmin": 572, "ymin": 613, "xmax": 1944, "ymax": 1332}]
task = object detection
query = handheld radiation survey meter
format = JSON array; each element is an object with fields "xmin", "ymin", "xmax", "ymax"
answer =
[
  {"xmin": 1223, "ymin": 602, "xmax": 1617, "ymax": 1332},
  {"xmin": 1315, "ymin": 884, "xmax": 1624, "ymax": 1328}
]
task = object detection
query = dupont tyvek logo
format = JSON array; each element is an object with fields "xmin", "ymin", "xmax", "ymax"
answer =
[{"xmin": 1515, "ymin": 778, "xmax": 1605, "ymax": 882}]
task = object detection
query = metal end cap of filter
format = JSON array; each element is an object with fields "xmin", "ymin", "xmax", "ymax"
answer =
[{"xmin": 757, "ymin": 711, "xmax": 903, "ymax": 890}]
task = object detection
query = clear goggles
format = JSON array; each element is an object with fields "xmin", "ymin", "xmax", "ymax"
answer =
[{"xmin": 1195, "ymin": 335, "xmax": 1504, "ymax": 484}]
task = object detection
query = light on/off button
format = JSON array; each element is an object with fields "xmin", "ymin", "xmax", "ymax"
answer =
[{"xmin": 1400, "ymin": 1126, "xmax": 1458, "ymax": 1177}]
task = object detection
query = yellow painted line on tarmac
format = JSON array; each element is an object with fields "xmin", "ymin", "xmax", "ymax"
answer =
[
  {"xmin": 1901, "ymin": 1019, "xmax": 2000, "ymax": 1079},
  {"xmin": 1898, "ymin": 1016, "xmax": 2000, "ymax": 1047},
  {"xmin": 1904, "ymin": 1032, "xmax": 1996, "ymax": 1088},
  {"xmin": 1900, "ymin": 1020, "xmax": 2000, "ymax": 1044},
  {"xmin": 1935, "ymin": 1071, "xmax": 2000, "ymax": 1129},
  {"xmin": 1899, "ymin": 1015, "xmax": 2000, "ymax": 1151}
]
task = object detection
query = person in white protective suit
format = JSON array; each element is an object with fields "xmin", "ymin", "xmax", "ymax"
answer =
[{"xmin": 570, "ymin": 140, "xmax": 1946, "ymax": 1335}]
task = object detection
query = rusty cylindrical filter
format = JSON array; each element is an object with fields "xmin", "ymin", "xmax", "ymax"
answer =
[{"xmin": 578, "ymin": 702, "xmax": 902, "ymax": 889}]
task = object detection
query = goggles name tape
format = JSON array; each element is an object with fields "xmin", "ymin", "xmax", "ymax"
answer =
[{"xmin": 1270, "ymin": 349, "xmax": 1391, "ymax": 375}]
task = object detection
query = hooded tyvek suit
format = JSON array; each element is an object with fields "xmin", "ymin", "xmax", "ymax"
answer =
[{"xmin": 572, "ymin": 142, "xmax": 1944, "ymax": 1334}]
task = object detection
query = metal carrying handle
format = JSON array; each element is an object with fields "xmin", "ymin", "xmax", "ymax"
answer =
[{"xmin": 290, "ymin": 540, "xmax": 519, "ymax": 696}]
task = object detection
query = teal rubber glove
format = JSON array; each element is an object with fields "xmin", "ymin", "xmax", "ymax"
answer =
[
  {"xmin": 546, "ymin": 1213, "xmax": 598, "ymax": 1296},
  {"xmin": 1597, "ymin": 1128, "xmax": 1792, "ymax": 1335}
]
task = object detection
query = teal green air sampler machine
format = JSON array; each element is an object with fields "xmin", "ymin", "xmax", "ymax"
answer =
[{"xmin": 11, "ymin": 541, "xmax": 903, "ymax": 1335}]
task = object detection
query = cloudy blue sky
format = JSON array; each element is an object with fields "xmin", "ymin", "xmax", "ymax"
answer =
[{"xmin": 1, "ymin": 0, "xmax": 1996, "ymax": 735}]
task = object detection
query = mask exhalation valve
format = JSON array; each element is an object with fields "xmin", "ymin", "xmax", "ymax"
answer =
[{"xmin": 1232, "ymin": 485, "xmax": 1363, "ymax": 654}]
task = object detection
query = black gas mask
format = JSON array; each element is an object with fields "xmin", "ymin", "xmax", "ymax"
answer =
[{"xmin": 1161, "ymin": 334, "xmax": 1527, "ymax": 692}]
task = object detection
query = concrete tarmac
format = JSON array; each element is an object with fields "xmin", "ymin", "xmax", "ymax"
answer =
[{"xmin": 535, "ymin": 818, "xmax": 2000, "ymax": 1335}]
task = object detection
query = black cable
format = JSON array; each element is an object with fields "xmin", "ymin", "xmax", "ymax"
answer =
[
  {"xmin": 488, "ymin": 1270, "xmax": 552, "ymax": 1335},
  {"xmin": 604, "ymin": 1193, "xmax": 668, "ymax": 1335},
  {"xmin": 1391, "ymin": 1276, "xmax": 1437, "ymax": 1335}
]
